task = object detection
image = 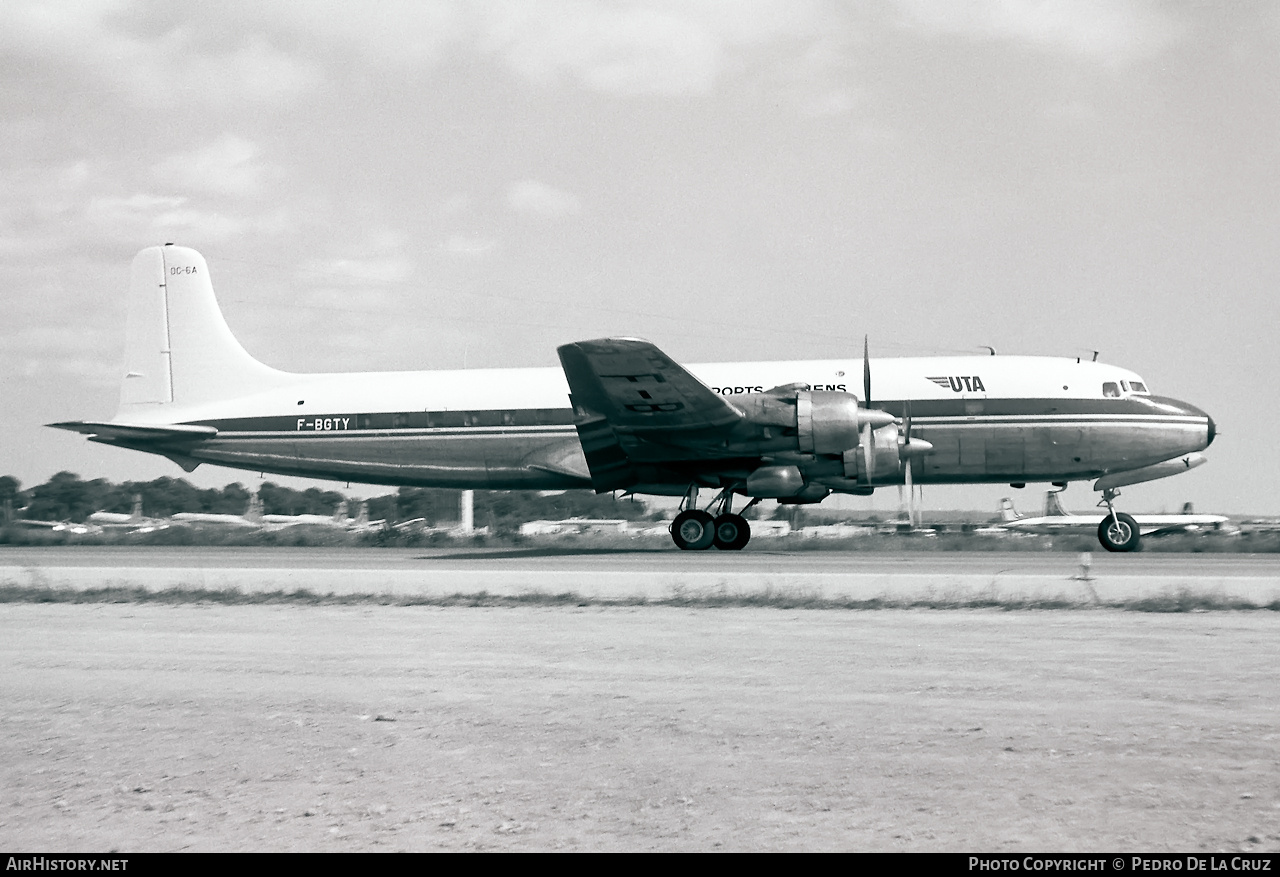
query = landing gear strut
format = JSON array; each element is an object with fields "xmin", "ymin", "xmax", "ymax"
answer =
[
  {"xmin": 670, "ymin": 487, "xmax": 756, "ymax": 551},
  {"xmin": 1096, "ymin": 488, "xmax": 1141, "ymax": 553}
]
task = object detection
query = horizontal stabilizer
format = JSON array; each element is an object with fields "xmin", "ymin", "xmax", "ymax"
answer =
[{"xmin": 48, "ymin": 421, "xmax": 218, "ymax": 442}]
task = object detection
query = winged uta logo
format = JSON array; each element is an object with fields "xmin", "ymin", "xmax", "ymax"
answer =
[{"xmin": 927, "ymin": 376, "xmax": 987, "ymax": 393}]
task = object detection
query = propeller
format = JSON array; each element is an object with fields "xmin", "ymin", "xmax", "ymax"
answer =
[
  {"xmin": 860, "ymin": 336, "xmax": 924, "ymax": 502},
  {"xmin": 863, "ymin": 335, "xmax": 872, "ymax": 407},
  {"xmin": 862, "ymin": 336, "xmax": 874, "ymax": 483},
  {"xmin": 902, "ymin": 401, "xmax": 915, "ymax": 528}
]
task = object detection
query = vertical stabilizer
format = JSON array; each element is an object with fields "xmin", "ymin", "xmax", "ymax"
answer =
[
  {"xmin": 246, "ymin": 489, "xmax": 264, "ymax": 522},
  {"xmin": 1044, "ymin": 489, "xmax": 1070, "ymax": 517},
  {"xmin": 999, "ymin": 498, "xmax": 1021, "ymax": 522},
  {"xmin": 120, "ymin": 248, "xmax": 173, "ymax": 406},
  {"xmin": 119, "ymin": 245, "xmax": 289, "ymax": 415}
]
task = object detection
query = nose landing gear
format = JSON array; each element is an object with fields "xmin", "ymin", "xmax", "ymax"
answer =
[{"xmin": 1097, "ymin": 488, "xmax": 1141, "ymax": 552}]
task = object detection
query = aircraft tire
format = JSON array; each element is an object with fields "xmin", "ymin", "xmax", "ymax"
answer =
[
  {"xmin": 1098, "ymin": 512, "xmax": 1141, "ymax": 552},
  {"xmin": 712, "ymin": 513, "xmax": 751, "ymax": 550},
  {"xmin": 671, "ymin": 509, "xmax": 715, "ymax": 550}
]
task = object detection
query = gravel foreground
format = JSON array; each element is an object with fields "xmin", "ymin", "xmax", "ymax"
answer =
[{"xmin": 2, "ymin": 604, "xmax": 1278, "ymax": 852}]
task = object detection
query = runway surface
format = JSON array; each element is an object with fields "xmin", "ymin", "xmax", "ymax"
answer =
[
  {"xmin": 4, "ymin": 549, "xmax": 1279, "ymax": 850},
  {"xmin": 3, "ymin": 546, "xmax": 1279, "ymax": 603},
  {"xmin": 3, "ymin": 604, "xmax": 1278, "ymax": 851}
]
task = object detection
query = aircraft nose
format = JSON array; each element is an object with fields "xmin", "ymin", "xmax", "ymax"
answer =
[{"xmin": 1150, "ymin": 396, "xmax": 1215, "ymax": 452}]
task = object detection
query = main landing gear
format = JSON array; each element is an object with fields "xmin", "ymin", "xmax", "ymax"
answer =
[
  {"xmin": 1097, "ymin": 488, "xmax": 1141, "ymax": 553},
  {"xmin": 670, "ymin": 486, "xmax": 757, "ymax": 551}
]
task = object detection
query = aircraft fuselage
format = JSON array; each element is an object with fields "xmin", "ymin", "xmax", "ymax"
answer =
[{"xmin": 100, "ymin": 356, "xmax": 1213, "ymax": 494}]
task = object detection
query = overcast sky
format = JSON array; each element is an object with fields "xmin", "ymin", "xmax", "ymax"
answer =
[{"xmin": 3, "ymin": 1, "xmax": 1277, "ymax": 515}]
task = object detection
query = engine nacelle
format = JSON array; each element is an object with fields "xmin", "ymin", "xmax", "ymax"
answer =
[
  {"xmin": 842, "ymin": 423, "xmax": 904, "ymax": 483},
  {"xmin": 736, "ymin": 389, "xmax": 893, "ymax": 455},
  {"xmin": 838, "ymin": 425, "xmax": 934, "ymax": 485},
  {"xmin": 745, "ymin": 464, "xmax": 806, "ymax": 497},
  {"xmin": 798, "ymin": 391, "xmax": 863, "ymax": 454}
]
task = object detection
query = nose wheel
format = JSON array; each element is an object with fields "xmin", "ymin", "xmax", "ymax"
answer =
[{"xmin": 1097, "ymin": 489, "xmax": 1141, "ymax": 552}]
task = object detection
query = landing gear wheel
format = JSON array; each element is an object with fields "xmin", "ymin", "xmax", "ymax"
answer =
[
  {"xmin": 1098, "ymin": 512, "xmax": 1141, "ymax": 553},
  {"xmin": 712, "ymin": 513, "xmax": 751, "ymax": 551},
  {"xmin": 671, "ymin": 509, "xmax": 715, "ymax": 550}
]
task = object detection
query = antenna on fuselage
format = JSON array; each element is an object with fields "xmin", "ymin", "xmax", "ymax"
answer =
[{"xmin": 1092, "ymin": 351, "xmax": 1100, "ymax": 362}]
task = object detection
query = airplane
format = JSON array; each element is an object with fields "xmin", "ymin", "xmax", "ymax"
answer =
[
  {"xmin": 87, "ymin": 493, "xmax": 169, "ymax": 533},
  {"xmin": 998, "ymin": 490, "xmax": 1233, "ymax": 537},
  {"xmin": 51, "ymin": 245, "xmax": 1216, "ymax": 553},
  {"xmin": 261, "ymin": 499, "xmax": 361, "ymax": 529},
  {"xmin": 169, "ymin": 489, "xmax": 263, "ymax": 528},
  {"xmin": 10, "ymin": 518, "xmax": 103, "ymax": 536}
]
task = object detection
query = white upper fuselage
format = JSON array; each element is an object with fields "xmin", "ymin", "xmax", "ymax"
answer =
[{"xmin": 118, "ymin": 355, "xmax": 1152, "ymax": 425}]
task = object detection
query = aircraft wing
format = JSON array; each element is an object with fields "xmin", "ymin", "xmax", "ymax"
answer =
[
  {"xmin": 556, "ymin": 338, "xmax": 748, "ymax": 491},
  {"xmin": 557, "ymin": 338, "xmax": 742, "ymax": 435}
]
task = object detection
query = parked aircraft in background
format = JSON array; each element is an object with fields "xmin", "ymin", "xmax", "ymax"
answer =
[
  {"xmin": 999, "ymin": 491, "xmax": 1232, "ymax": 537},
  {"xmin": 52, "ymin": 245, "xmax": 1216, "ymax": 553},
  {"xmin": 163, "ymin": 495, "xmax": 381, "ymax": 531},
  {"xmin": 10, "ymin": 518, "xmax": 102, "ymax": 535},
  {"xmin": 87, "ymin": 494, "xmax": 168, "ymax": 533},
  {"xmin": 169, "ymin": 489, "xmax": 263, "ymax": 527}
]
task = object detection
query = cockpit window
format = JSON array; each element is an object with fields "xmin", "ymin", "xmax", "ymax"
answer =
[
  {"xmin": 1129, "ymin": 381, "xmax": 1149, "ymax": 394},
  {"xmin": 1102, "ymin": 382, "xmax": 1120, "ymax": 398}
]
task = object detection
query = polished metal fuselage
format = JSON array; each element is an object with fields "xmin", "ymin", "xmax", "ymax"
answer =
[
  {"xmin": 96, "ymin": 355, "xmax": 1214, "ymax": 495},
  {"xmin": 135, "ymin": 394, "xmax": 1212, "ymax": 494}
]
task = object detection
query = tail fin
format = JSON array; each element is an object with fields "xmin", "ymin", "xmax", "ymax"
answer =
[
  {"xmin": 245, "ymin": 489, "xmax": 264, "ymax": 523},
  {"xmin": 1182, "ymin": 501, "xmax": 1194, "ymax": 515},
  {"xmin": 119, "ymin": 245, "xmax": 289, "ymax": 413},
  {"xmin": 1043, "ymin": 489, "xmax": 1069, "ymax": 517},
  {"xmin": 999, "ymin": 498, "xmax": 1021, "ymax": 522}
]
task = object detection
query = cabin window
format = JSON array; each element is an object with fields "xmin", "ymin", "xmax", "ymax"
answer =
[{"xmin": 1102, "ymin": 382, "xmax": 1120, "ymax": 398}]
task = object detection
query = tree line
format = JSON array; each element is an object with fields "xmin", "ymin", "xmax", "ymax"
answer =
[{"xmin": 1, "ymin": 472, "xmax": 650, "ymax": 528}]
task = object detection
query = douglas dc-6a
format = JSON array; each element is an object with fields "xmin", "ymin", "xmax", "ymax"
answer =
[{"xmin": 53, "ymin": 245, "xmax": 1216, "ymax": 553}]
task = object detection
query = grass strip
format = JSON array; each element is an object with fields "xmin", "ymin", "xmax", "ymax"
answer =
[{"xmin": 1, "ymin": 584, "xmax": 1277, "ymax": 612}]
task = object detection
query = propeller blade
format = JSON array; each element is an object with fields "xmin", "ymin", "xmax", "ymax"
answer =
[
  {"xmin": 863, "ymin": 335, "xmax": 872, "ymax": 407},
  {"xmin": 904, "ymin": 456, "xmax": 914, "ymax": 529},
  {"xmin": 862, "ymin": 422, "xmax": 874, "ymax": 486},
  {"xmin": 901, "ymin": 400, "xmax": 915, "ymax": 528}
]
